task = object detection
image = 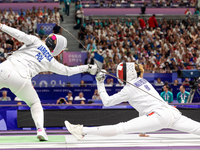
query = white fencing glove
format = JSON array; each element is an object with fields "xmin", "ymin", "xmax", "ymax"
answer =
[
  {"xmin": 95, "ymin": 69, "xmax": 107, "ymax": 83},
  {"xmin": 87, "ymin": 64, "xmax": 98, "ymax": 75}
]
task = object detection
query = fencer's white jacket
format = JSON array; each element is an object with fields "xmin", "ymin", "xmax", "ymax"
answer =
[
  {"xmin": 1, "ymin": 25, "xmax": 88, "ymax": 78},
  {"xmin": 97, "ymin": 77, "xmax": 180, "ymax": 116}
]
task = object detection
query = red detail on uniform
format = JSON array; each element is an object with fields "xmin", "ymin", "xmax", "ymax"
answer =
[
  {"xmin": 174, "ymin": 106, "xmax": 177, "ymax": 108},
  {"xmin": 118, "ymin": 63, "xmax": 124, "ymax": 82},
  {"xmin": 58, "ymin": 50, "xmax": 64, "ymax": 55},
  {"xmin": 148, "ymin": 112, "xmax": 154, "ymax": 116},
  {"xmin": 51, "ymin": 35, "xmax": 57, "ymax": 40}
]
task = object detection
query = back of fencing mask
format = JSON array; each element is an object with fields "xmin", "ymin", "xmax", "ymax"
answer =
[
  {"xmin": 116, "ymin": 62, "xmax": 141, "ymax": 84},
  {"xmin": 45, "ymin": 34, "xmax": 67, "ymax": 56}
]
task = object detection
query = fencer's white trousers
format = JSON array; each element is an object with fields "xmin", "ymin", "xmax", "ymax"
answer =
[
  {"xmin": 83, "ymin": 107, "xmax": 200, "ymax": 136},
  {"xmin": 0, "ymin": 60, "xmax": 44, "ymax": 129}
]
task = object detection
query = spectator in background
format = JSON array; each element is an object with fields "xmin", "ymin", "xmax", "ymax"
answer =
[
  {"xmin": 92, "ymin": 89, "xmax": 101, "ymax": 100},
  {"xmin": 53, "ymin": 22, "xmax": 62, "ymax": 34},
  {"xmin": 66, "ymin": 82, "xmax": 73, "ymax": 87},
  {"xmin": 148, "ymin": 14, "xmax": 158, "ymax": 29},
  {"xmin": 65, "ymin": 91, "xmax": 73, "ymax": 104},
  {"xmin": 173, "ymin": 79, "xmax": 179, "ymax": 86},
  {"xmin": 177, "ymin": 85, "xmax": 190, "ymax": 103},
  {"xmin": 185, "ymin": 8, "xmax": 192, "ymax": 16},
  {"xmin": 0, "ymin": 91, "xmax": 11, "ymax": 101},
  {"xmin": 194, "ymin": 8, "xmax": 199, "ymax": 15},
  {"xmin": 105, "ymin": 78, "xmax": 113, "ymax": 87},
  {"xmin": 56, "ymin": 97, "xmax": 68, "ymax": 104},
  {"xmin": 74, "ymin": 92, "xmax": 86, "ymax": 104},
  {"xmin": 17, "ymin": 101, "xmax": 22, "ymax": 105},
  {"xmin": 155, "ymin": 78, "xmax": 164, "ymax": 86},
  {"xmin": 76, "ymin": 7, "xmax": 84, "ymax": 25},
  {"xmin": 79, "ymin": 80, "xmax": 86, "ymax": 87},
  {"xmin": 38, "ymin": 26, "xmax": 45, "ymax": 39},
  {"xmin": 126, "ymin": 18, "xmax": 132, "ymax": 27},
  {"xmin": 64, "ymin": 0, "xmax": 71, "ymax": 16},
  {"xmin": 137, "ymin": 17, "xmax": 146, "ymax": 29},
  {"xmin": 182, "ymin": 78, "xmax": 190, "ymax": 86},
  {"xmin": 75, "ymin": 1, "xmax": 82, "ymax": 10},
  {"xmin": 84, "ymin": 52, "xmax": 94, "ymax": 65},
  {"xmin": 160, "ymin": 85, "xmax": 173, "ymax": 103}
]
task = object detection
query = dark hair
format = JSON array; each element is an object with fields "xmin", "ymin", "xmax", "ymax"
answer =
[
  {"xmin": 181, "ymin": 85, "xmax": 185, "ymax": 89},
  {"xmin": 165, "ymin": 85, "xmax": 169, "ymax": 89}
]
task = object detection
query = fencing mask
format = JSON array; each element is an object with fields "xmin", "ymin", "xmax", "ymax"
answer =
[
  {"xmin": 116, "ymin": 62, "xmax": 141, "ymax": 84},
  {"xmin": 45, "ymin": 34, "xmax": 67, "ymax": 56}
]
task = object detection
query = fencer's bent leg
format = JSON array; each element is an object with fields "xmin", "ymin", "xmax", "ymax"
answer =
[
  {"xmin": 11, "ymin": 79, "xmax": 44, "ymax": 130},
  {"xmin": 83, "ymin": 109, "xmax": 173, "ymax": 136},
  {"xmin": 171, "ymin": 115, "xmax": 200, "ymax": 135}
]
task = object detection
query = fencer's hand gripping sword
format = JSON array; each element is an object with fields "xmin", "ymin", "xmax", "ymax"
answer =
[{"xmin": 60, "ymin": 25, "xmax": 169, "ymax": 105}]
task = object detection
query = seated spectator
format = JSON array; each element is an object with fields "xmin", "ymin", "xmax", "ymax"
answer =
[
  {"xmin": 0, "ymin": 91, "xmax": 11, "ymax": 101},
  {"xmin": 92, "ymin": 89, "xmax": 101, "ymax": 100},
  {"xmin": 105, "ymin": 78, "xmax": 113, "ymax": 87},
  {"xmin": 177, "ymin": 85, "xmax": 190, "ymax": 103},
  {"xmin": 53, "ymin": 22, "xmax": 62, "ymax": 34},
  {"xmin": 56, "ymin": 97, "xmax": 68, "ymax": 104},
  {"xmin": 173, "ymin": 79, "xmax": 179, "ymax": 86},
  {"xmin": 160, "ymin": 85, "xmax": 173, "ymax": 103},
  {"xmin": 185, "ymin": 8, "xmax": 192, "ymax": 16},
  {"xmin": 65, "ymin": 91, "xmax": 73, "ymax": 104},
  {"xmin": 163, "ymin": 81, "xmax": 172, "ymax": 92},
  {"xmin": 74, "ymin": 92, "xmax": 86, "ymax": 104},
  {"xmin": 84, "ymin": 52, "xmax": 94, "ymax": 65},
  {"xmin": 182, "ymin": 78, "xmax": 190, "ymax": 86},
  {"xmin": 17, "ymin": 101, "xmax": 22, "ymax": 105},
  {"xmin": 155, "ymin": 78, "xmax": 164, "ymax": 86},
  {"xmin": 194, "ymin": 8, "xmax": 199, "ymax": 15},
  {"xmin": 66, "ymin": 82, "xmax": 73, "ymax": 87},
  {"xmin": 38, "ymin": 26, "xmax": 45, "ymax": 39},
  {"xmin": 79, "ymin": 80, "xmax": 86, "ymax": 87}
]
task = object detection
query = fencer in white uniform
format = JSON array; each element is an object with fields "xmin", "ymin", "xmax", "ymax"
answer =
[
  {"xmin": 65, "ymin": 62, "xmax": 200, "ymax": 140},
  {"xmin": 0, "ymin": 24, "xmax": 97, "ymax": 141}
]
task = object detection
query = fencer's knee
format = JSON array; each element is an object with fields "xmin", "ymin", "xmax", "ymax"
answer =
[
  {"xmin": 30, "ymin": 101, "xmax": 42, "ymax": 108},
  {"xmin": 114, "ymin": 122, "xmax": 127, "ymax": 135}
]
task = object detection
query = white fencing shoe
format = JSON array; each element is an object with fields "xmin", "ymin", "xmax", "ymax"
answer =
[
  {"xmin": 65, "ymin": 120, "xmax": 84, "ymax": 140},
  {"xmin": 37, "ymin": 128, "xmax": 48, "ymax": 141}
]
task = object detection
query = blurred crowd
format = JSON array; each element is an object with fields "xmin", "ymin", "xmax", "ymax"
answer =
[
  {"xmin": 0, "ymin": 6, "xmax": 62, "ymax": 63},
  {"xmin": 92, "ymin": 0, "xmax": 198, "ymax": 7},
  {"xmin": 80, "ymin": 13, "xmax": 200, "ymax": 73}
]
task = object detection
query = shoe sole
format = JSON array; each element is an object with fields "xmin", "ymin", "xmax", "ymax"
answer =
[
  {"xmin": 65, "ymin": 121, "xmax": 82, "ymax": 140},
  {"xmin": 37, "ymin": 135, "xmax": 48, "ymax": 141}
]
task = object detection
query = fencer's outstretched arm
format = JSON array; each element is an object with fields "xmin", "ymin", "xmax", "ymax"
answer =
[
  {"xmin": 0, "ymin": 24, "xmax": 37, "ymax": 45},
  {"xmin": 50, "ymin": 59, "xmax": 97, "ymax": 76},
  {"xmin": 97, "ymin": 82, "xmax": 129, "ymax": 107}
]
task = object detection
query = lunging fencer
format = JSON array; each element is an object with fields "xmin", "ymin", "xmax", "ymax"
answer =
[
  {"xmin": 65, "ymin": 62, "xmax": 200, "ymax": 140},
  {"xmin": 0, "ymin": 24, "xmax": 97, "ymax": 141}
]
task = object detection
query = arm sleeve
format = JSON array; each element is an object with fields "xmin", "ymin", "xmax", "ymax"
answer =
[
  {"xmin": 177, "ymin": 92, "xmax": 181, "ymax": 103},
  {"xmin": 50, "ymin": 59, "xmax": 88, "ymax": 76},
  {"xmin": 160, "ymin": 92, "xmax": 164, "ymax": 100},
  {"xmin": 97, "ymin": 82, "xmax": 129, "ymax": 107},
  {"xmin": 170, "ymin": 92, "xmax": 173, "ymax": 103},
  {"xmin": 1, "ymin": 24, "xmax": 38, "ymax": 45}
]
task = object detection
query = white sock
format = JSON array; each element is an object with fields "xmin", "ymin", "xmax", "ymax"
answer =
[
  {"xmin": 83, "ymin": 125, "xmax": 118, "ymax": 137},
  {"xmin": 30, "ymin": 102, "xmax": 44, "ymax": 130}
]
